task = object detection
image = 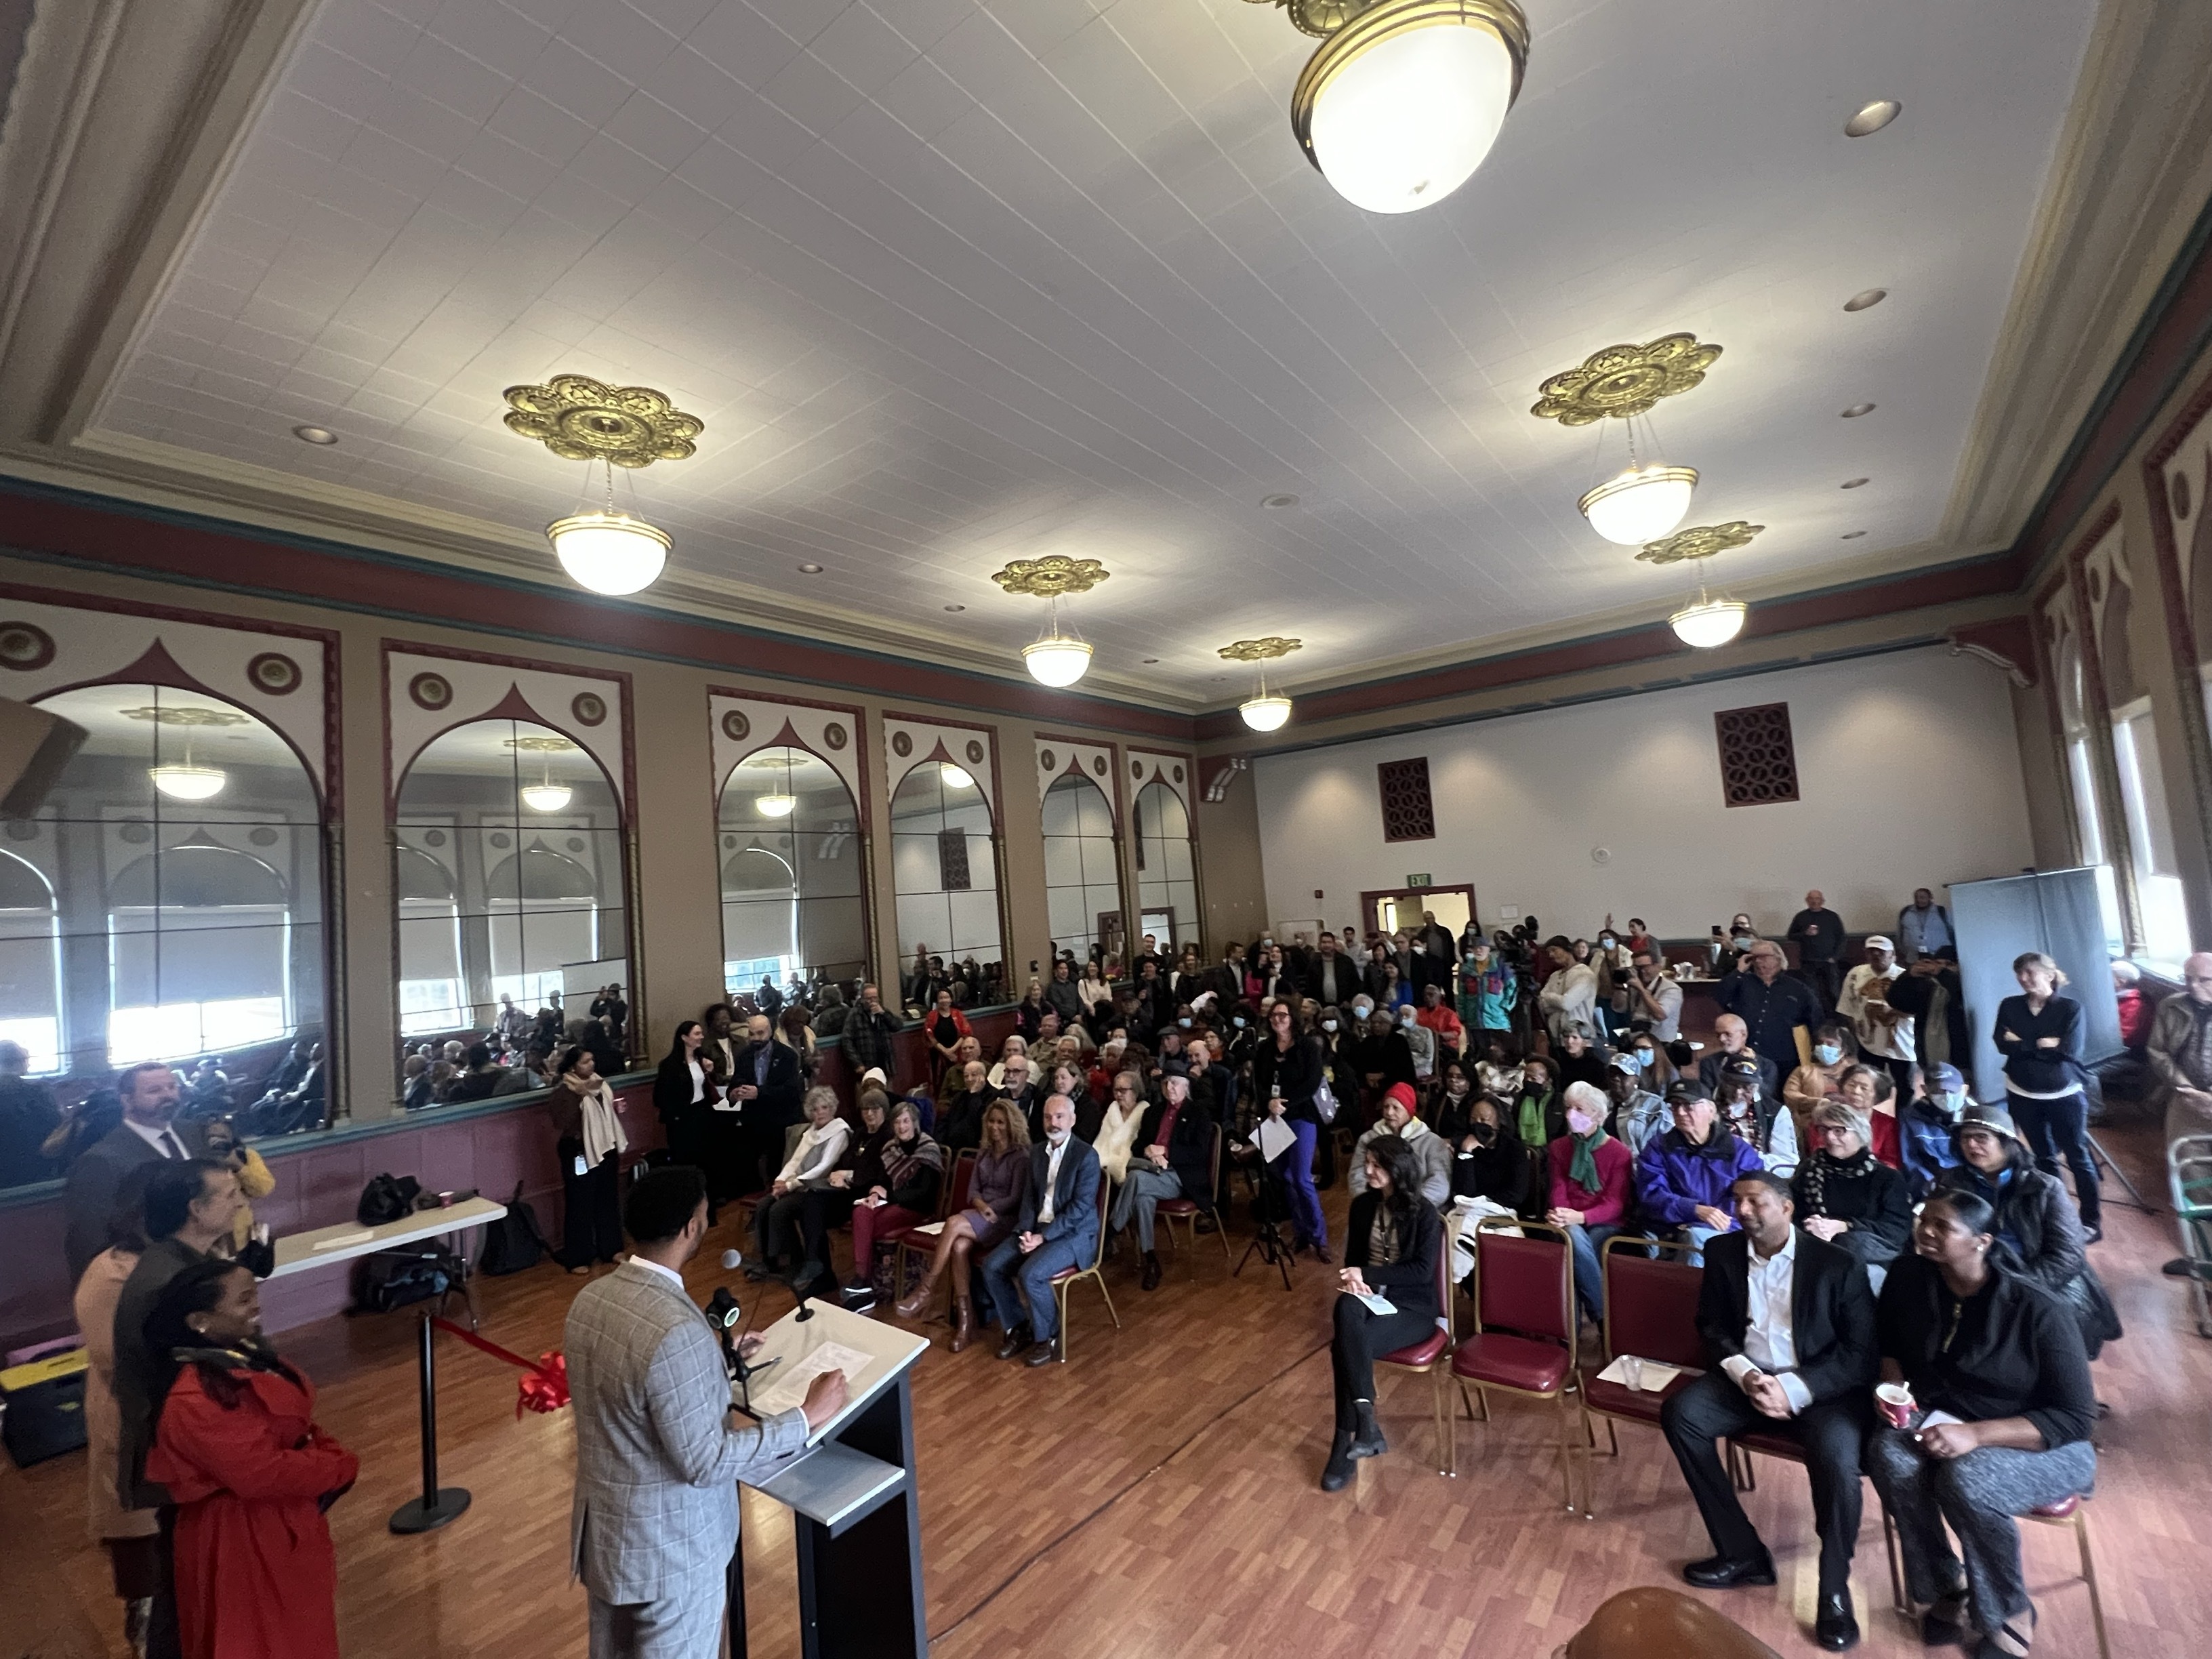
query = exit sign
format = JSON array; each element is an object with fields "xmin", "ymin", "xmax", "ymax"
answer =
[{"xmin": 1406, "ymin": 874, "xmax": 1431, "ymax": 888}]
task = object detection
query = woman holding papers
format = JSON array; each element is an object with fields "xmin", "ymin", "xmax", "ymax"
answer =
[{"xmin": 1322, "ymin": 1136, "xmax": 1444, "ymax": 1492}]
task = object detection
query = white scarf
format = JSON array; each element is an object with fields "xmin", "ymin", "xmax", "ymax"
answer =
[{"xmin": 577, "ymin": 1080, "xmax": 627, "ymax": 1168}]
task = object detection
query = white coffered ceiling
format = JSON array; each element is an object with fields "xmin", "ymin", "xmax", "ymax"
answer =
[{"xmin": 2, "ymin": 0, "xmax": 2204, "ymax": 711}]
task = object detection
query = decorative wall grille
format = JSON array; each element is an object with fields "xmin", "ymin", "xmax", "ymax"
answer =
[
  {"xmin": 1713, "ymin": 702, "xmax": 1799, "ymax": 807},
  {"xmin": 1377, "ymin": 757, "xmax": 1436, "ymax": 842},
  {"xmin": 937, "ymin": 828, "xmax": 972, "ymax": 889}
]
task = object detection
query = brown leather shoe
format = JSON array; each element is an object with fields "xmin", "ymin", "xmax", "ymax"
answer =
[
  {"xmin": 893, "ymin": 1267, "xmax": 939, "ymax": 1320},
  {"xmin": 947, "ymin": 1297, "xmax": 976, "ymax": 1352}
]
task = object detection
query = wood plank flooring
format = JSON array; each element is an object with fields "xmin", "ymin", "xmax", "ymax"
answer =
[{"xmin": 6, "ymin": 1117, "xmax": 2209, "ymax": 1658}]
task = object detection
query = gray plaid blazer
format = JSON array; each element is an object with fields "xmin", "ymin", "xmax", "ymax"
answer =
[{"xmin": 565, "ymin": 1261, "xmax": 810, "ymax": 1603}]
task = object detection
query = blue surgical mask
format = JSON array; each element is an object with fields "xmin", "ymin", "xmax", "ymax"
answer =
[
  {"xmin": 1634, "ymin": 1049, "xmax": 1655, "ymax": 1070},
  {"xmin": 1733, "ymin": 934, "xmax": 1753, "ymax": 948},
  {"xmin": 1814, "ymin": 1044, "xmax": 1842, "ymax": 1065},
  {"xmin": 1178, "ymin": 1017, "xmax": 1191, "ymax": 1028},
  {"xmin": 1232, "ymin": 1017, "xmax": 1246, "ymax": 1029},
  {"xmin": 1931, "ymin": 1090, "xmax": 1963, "ymax": 1116}
]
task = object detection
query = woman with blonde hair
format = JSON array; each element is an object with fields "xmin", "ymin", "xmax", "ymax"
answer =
[
  {"xmin": 895, "ymin": 1098, "xmax": 1029, "ymax": 1349},
  {"xmin": 1993, "ymin": 951, "xmax": 2098, "ymax": 1239}
]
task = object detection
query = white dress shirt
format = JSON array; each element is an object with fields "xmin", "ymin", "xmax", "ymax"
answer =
[
  {"xmin": 1037, "ymin": 1132, "xmax": 1071, "ymax": 1226},
  {"xmin": 1719, "ymin": 1227, "xmax": 1814, "ymax": 1414},
  {"xmin": 125, "ymin": 1118, "xmax": 190, "ymax": 1160}
]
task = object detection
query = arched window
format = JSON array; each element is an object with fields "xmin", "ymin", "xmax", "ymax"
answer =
[
  {"xmin": 717, "ymin": 746, "xmax": 866, "ymax": 997},
  {"xmin": 1042, "ymin": 771, "xmax": 1124, "ymax": 966},
  {"xmin": 394, "ymin": 718, "xmax": 626, "ymax": 1094},
  {"xmin": 15, "ymin": 682, "xmax": 325, "ymax": 1113},
  {"xmin": 889, "ymin": 762, "xmax": 1001, "ymax": 1006},
  {"xmin": 1132, "ymin": 780, "xmax": 1198, "ymax": 954}
]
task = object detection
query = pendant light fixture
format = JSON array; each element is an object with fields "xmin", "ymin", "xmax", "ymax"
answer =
[
  {"xmin": 754, "ymin": 748, "xmax": 798, "ymax": 817},
  {"xmin": 940, "ymin": 762, "xmax": 976, "ymax": 791},
  {"xmin": 503, "ymin": 375, "xmax": 702, "ymax": 598},
  {"xmin": 1220, "ymin": 636, "xmax": 1303, "ymax": 733},
  {"xmin": 1637, "ymin": 523, "xmax": 1762, "ymax": 651},
  {"xmin": 991, "ymin": 556, "xmax": 1110, "ymax": 690},
  {"xmin": 1531, "ymin": 333, "xmax": 1724, "ymax": 546},
  {"xmin": 512, "ymin": 735, "xmax": 574, "ymax": 813},
  {"xmin": 127, "ymin": 704, "xmax": 247, "ymax": 802},
  {"xmin": 1669, "ymin": 592, "xmax": 1748, "ymax": 649},
  {"xmin": 1281, "ymin": 0, "xmax": 1532, "ymax": 216}
]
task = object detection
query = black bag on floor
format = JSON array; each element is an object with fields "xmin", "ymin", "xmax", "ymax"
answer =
[
  {"xmin": 478, "ymin": 1182, "xmax": 548, "ymax": 1277},
  {"xmin": 352, "ymin": 1244, "xmax": 459, "ymax": 1315},
  {"xmin": 357, "ymin": 1172, "xmax": 422, "ymax": 1226}
]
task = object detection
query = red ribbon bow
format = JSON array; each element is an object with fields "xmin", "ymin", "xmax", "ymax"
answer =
[{"xmin": 430, "ymin": 1318, "xmax": 571, "ymax": 1418}]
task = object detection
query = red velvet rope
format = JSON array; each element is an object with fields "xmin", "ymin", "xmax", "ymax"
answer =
[{"xmin": 429, "ymin": 1317, "xmax": 571, "ymax": 1418}]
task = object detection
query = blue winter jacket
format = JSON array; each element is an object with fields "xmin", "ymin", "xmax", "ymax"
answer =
[
  {"xmin": 1634, "ymin": 1127, "xmax": 1765, "ymax": 1229},
  {"xmin": 1897, "ymin": 1098, "xmax": 1963, "ymax": 1200}
]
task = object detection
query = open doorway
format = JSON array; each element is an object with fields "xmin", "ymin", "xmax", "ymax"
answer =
[{"xmin": 1363, "ymin": 884, "xmax": 1475, "ymax": 942}]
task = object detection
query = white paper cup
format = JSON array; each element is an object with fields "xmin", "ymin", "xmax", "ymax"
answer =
[
  {"xmin": 1875, "ymin": 1382, "xmax": 1914, "ymax": 1429},
  {"xmin": 1623, "ymin": 1356, "xmax": 1644, "ymax": 1391}
]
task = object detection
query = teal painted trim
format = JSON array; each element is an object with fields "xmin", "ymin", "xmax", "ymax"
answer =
[{"xmin": 0, "ymin": 474, "xmax": 1177, "ymax": 729}]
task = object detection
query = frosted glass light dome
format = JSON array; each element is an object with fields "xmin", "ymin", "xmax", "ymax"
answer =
[
  {"xmin": 1579, "ymin": 464, "xmax": 1698, "ymax": 546},
  {"xmin": 1294, "ymin": 1, "xmax": 1529, "ymax": 216},
  {"xmin": 1670, "ymin": 597, "xmax": 1748, "ymax": 649},
  {"xmin": 1240, "ymin": 695, "xmax": 1292, "ymax": 733},
  {"xmin": 1023, "ymin": 634, "xmax": 1092, "ymax": 688},
  {"xmin": 546, "ymin": 510, "xmax": 670, "ymax": 595},
  {"xmin": 754, "ymin": 793, "xmax": 797, "ymax": 817},
  {"xmin": 150, "ymin": 764, "xmax": 226, "ymax": 801},
  {"xmin": 520, "ymin": 782, "xmax": 573, "ymax": 813}
]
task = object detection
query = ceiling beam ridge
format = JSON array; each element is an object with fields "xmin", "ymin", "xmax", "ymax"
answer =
[{"xmin": 1940, "ymin": 0, "xmax": 2212, "ymax": 552}]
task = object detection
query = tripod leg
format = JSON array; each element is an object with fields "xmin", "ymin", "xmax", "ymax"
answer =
[{"xmin": 2085, "ymin": 1132, "xmax": 2154, "ymax": 1214}]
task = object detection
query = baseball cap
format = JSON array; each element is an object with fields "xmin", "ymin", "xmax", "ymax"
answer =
[
  {"xmin": 1865, "ymin": 935, "xmax": 1896, "ymax": 953},
  {"xmin": 1608, "ymin": 1051, "xmax": 1641, "ymax": 1076}
]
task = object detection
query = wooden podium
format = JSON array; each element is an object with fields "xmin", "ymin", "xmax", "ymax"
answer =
[{"xmin": 733, "ymin": 1300, "xmax": 930, "ymax": 1658}]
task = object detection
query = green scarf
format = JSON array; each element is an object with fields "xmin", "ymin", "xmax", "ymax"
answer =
[
  {"xmin": 1517, "ymin": 1086, "xmax": 1554, "ymax": 1150},
  {"xmin": 1568, "ymin": 1126, "xmax": 1609, "ymax": 1194}
]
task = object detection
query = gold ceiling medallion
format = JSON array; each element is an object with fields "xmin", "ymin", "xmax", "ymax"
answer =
[
  {"xmin": 1636, "ymin": 521, "xmax": 1765, "ymax": 566},
  {"xmin": 504, "ymin": 735, "xmax": 577, "ymax": 752},
  {"xmin": 991, "ymin": 556, "xmax": 1110, "ymax": 598},
  {"xmin": 1531, "ymin": 333, "xmax": 1723, "ymax": 426},
  {"xmin": 1218, "ymin": 637, "xmax": 1303, "ymax": 662},
  {"xmin": 1256, "ymin": 0, "xmax": 1374, "ymax": 39},
  {"xmin": 502, "ymin": 375, "xmax": 703, "ymax": 468},
  {"xmin": 119, "ymin": 705, "xmax": 251, "ymax": 726}
]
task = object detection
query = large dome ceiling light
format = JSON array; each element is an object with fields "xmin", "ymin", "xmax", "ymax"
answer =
[
  {"xmin": 509, "ymin": 734, "xmax": 578, "ymax": 813},
  {"xmin": 1636, "ymin": 525, "xmax": 1755, "ymax": 651},
  {"xmin": 151, "ymin": 764, "xmax": 226, "ymax": 801},
  {"xmin": 503, "ymin": 375, "xmax": 703, "ymax": 597},
  {"xmin": 1671, "ymin": 593, "xmax": 1748, "ymax": 649},
  {"xmin": 992, "ymin": 555, "xmax": 1110, "ymax": 689},
  {"xmin": 123, "ymin": 703, "xmax": 249, "ymax": 802},
  {"xmin": 1278, "ymin": 0, "xmax": 1532, "ymax": 216},
  {"xmin": 1530, "ymin": 333, "xmax": 1723, "ymax": 546},
  {"xmin": 1220, "ymin": 636, "xmax": 1304, "ymax": 733}
]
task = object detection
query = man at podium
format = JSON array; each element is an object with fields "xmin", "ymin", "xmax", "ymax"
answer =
[{"xmin": 566, "ymin": 1166, "xmax": 847, "ymax": 1658}]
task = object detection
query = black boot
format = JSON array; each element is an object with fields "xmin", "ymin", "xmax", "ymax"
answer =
[
  {"xmin": 1321, "ymin": 1431, "xmax": 1356, "ymax": 1492},
  {"xmin": 1140, "ymin": 1250, "xmax": 1162, "ymax": 1292},
  {"xmin": 1349, "ymin": 1399, "xmax": 1387, "ymax": 1459}
]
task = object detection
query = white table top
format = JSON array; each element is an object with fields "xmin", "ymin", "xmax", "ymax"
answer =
[{"xmin": 268, "ymin": 1196, "xmax": 508, "ymax": 1279}]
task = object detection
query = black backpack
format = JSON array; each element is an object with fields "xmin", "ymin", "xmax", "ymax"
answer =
[
  {"xmin": 357, "ymin": 1172, "xmax": 422, "ymax": 1226},
  {"xmin": 352, "ymin": 1244, "xmax": 461, "ymax": 1315},
  {"xmin": 477, "ymin": 1182, "xmax": 548, "ymax": 1277}
]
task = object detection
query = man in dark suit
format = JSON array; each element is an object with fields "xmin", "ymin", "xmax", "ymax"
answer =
[
  {"xmin": 1660, "ymin": 1170, "xmax": 1877, "ymax": 1652},
  {"xmin": 727, "ymin": 1012, "xmax": 802, "ymax": 1198},
  {"xmin": 62, "ymin": 1063, "xmax": 207, "ymax": 1284},
  {"xmin": 981, "ymin": 1092, "xmax": 1103, "ymax": 1366}
]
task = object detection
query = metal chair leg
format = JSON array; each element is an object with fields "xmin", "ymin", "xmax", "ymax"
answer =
[
  {"xmin": 1432, "ymin": 1369, "xmax": 1450, "ymax": 1477},
  {"xmin": 2074, "ymin": 1511, "xmax": 2111, "ymax": 1659},
  {"xmin": 1882, "ymin": 1503, "xmax": 1907, "ymax": 1613}
]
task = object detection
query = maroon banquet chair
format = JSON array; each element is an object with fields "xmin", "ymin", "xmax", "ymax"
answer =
[
  {"xmin": 1155, "ymin": 1124, "xmax": 1233, "ymax": 1274},
  {"xmin": 890, "ymin": 1147, "xmax": 976, "ymax": 1309},
  {"xmin": 1373, "ymin": 1214, "xmax": 1456, "ymax": 1475},
  {"xmin": 1448, "ymin": 1218, "xmax": 1580, "ymax": 1504},
  {"xmin": 1576, "ymin": 1235, "xmax": 1704, "ymax": 1517}
]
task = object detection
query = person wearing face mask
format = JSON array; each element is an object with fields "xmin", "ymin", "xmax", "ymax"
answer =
[
  {"xmin": 1784, "ymin": 1023, "xmax": 1860, "ymax": 1145},
  {"xmin": 1897, "ymin": 1062, "xmax": 1970, "ymax": 1198},
  {"xmin": 1448, "ymin": 1092, "xmax": 1536, "ymax": 1215},
  {"xmin": 1591, "ymin": 928, "xmax": 1633, "ymax": 1043},
  {"xmin": 1605, "ymin": 1049, "xmax": 1670, "ymax": 1156},
  {"xmin": 1399, "ymin": 1002, "xmax": 1438, "ymax": 1085},
  {"xmin": 1547, "ymin": 1081, "xmax": 1635, "ymax": 1324},
  {"xmin": 1721, "ymin": 914, "xmax": 1759, "ymax": 976},
  {"xmin": 1353, "ymin": 1005, "xmax": 1418, "ymax": 1121},
  {"xmin": 1349, "ymin": 1083, "xmax": 1450, "ymax": 1206},
  {"xmin": 1513, "ymin": 1053, "xmax": 1565, "ymax": 1151}
]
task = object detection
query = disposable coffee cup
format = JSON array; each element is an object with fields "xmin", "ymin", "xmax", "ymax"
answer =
[
  {"xmin": 1622, "ymin": 1356, "xmax": 1645, "ymax": 1391},
  {"xmin": 1875, "ymin": 1382, "xmax": 1914, "ymax": 1429}
]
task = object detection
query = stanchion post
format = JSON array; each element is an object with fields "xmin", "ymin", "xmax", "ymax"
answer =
[{"xmin": 390, "ymin": 1308, "xmax": 473, "ymax": 1534}]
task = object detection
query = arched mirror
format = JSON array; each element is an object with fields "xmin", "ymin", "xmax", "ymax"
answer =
[
  {"xmin": 393, "ymin": 718, "xmax": 627, "ymax": 1107},
  {"xmin": 0, "ymin": 682, "xmax": 327, "ymax": 1184},
  {"xmin": 1042, "ymin": 771, "xmax": 1124, "ymax": 967},
  {"xmin": 889, "ymin": 760, "xmax": 1002, "ymax": 1008},
  {"xmin": 1133, "ymin": 780, "xmax": 1199, "ymax": 953},
  {"xmin": 717, "ymin": 745, "xmax": 867, "ymax": 1000}
]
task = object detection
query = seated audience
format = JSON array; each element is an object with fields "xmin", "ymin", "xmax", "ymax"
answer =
[
  {"xmin": 1432, "ymin": 1057, "xmax": 1478, "ymax": 1136},
  {"xmin": 836, "ymin": 1100, "xmax": 942, "ymax": 1309},
  {"xmin": 1107, "ymin": 1072, "xmax": 1218, "ymax": 1290},
  {"xmin": 1697, "ymin": 1014, "xmax": 1780, "ymax": 1106},
  {"xmin": 897, "ymin": 1100, "xmax": 1031, "ymax": 1347},
  {"xmin": 1321, "ymin": 1136, "xmax": 1446, "ymax": 1492},
  {"xmin": 1553, "ymin": 1023, "xmax": 1610, "ymax": 1093},
  {"xmin": 1605, "ymin": 1049, "xmax": 1669, "ymax": 1156},
  {"xmin": 1351, "ymin": 1005, "xmax": 1416, "ymax": 1112},
  {"xmin": 1869, "ymin": 1190, "xmax": 2097, "ymax": 1656},
  {"xmin": 1660, "ymin": 1171, "xmax": 1876, "ymax": 1653},
  {"xmin": 1349, "ymin": 1083, "xmax": 1450, "ymax": 1207},
  {"xmin": 1093, "ymin": 1070, "xmax": 1151, "ymax": 1191},
  {"xmin": 143, "ymin": 1258, "xmax": 358, "ymax": 1659},
  {"xmin": 1511, "ymin": 1052, "xmax": 1564, "ymax": 1152},
  {"xmin": 1898, "ymin": 1062, "xmax": 1971, "ymax": 1197},
  {"xmin": 1839, "ymin": 1061, "xmax": 1903, "ymax": 1170},
  {"xmin": 982, "ymin": 1093, "xmax": 1103, "ymax": 1366},
  {"xmin": 986, "ymin": 1033, "xmax": 1028, "ymax": 1090},
  {"xmin": 1446, "ymin": 1093, "xmax": 1536, "ymax": 1216},
  {"xmin": 1934, "ymin": 1106, "xmax": 2121, "ymax": 1361},
  {"xmin": 1782, "ymin": 1023, "xmax": 1858, "ymax": 1141},
  {"xmin": 1792, "ymin": 1100, "xmax": 1913, "ymax": 1292},
  {"xmin": 936, "ymin": 1061, "xmax": 995, "ymax": 1153},
  {"xmin": 1635, "ymin": 1087, "xmax": 1764, "ymax": 1265},
  {"xmin": 1547, "ymin": 1081, "xmax": 1634, "ymax": 1324},
  {"xmin": 1416, "ymin": 982, "xmax": 1465, "ymax": 1061},
  {"xmin": 750, "ymin": 1087, "xmax": 850, "ymax": 1286},
  {"xmin": 996, "ymin": 1053, "xmax": 1039, "ymax": 1140},
  {"xmin": 1715, "ymin": 1057, "xmax": 1799, "ymax": 1180},
  {"xmin": 1399, "ymin": 1002, "xmax": 1437, "ymax": 1084},
  {"xmin": 801, "ymin": 1089, "xmax": 890, "ymax": 1277}
]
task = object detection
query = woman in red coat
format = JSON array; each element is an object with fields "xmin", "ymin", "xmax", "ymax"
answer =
[{"xmin": 142, "ymin": 1259, "xmax": 358, "ymax": 1659}]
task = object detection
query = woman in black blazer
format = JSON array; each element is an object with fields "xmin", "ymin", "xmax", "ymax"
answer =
[
  {"xmin": 1992, "ymin": 952, "xmax": 2097, "ymax": 1237},
  {"xmin": 1251, "ymin": 1000, "xmax": 1331, "ymax": 1261},
  {"xmin": 652, "ymin": 1021, "xmax": 715, "ymax": 1208},
  {"xmin": 1324, "ymin": 1135, "xmax": 1444, "ymax": 1492}
]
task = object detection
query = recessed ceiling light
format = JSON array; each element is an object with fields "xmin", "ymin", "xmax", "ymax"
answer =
[
  {"xmin": 293, "ymin": 425, "xmax": 337, "ymax": 445},
  {"xmin": 1840, "ymin": 403, "xmax": 1876, "ymax": 418},
  {"xmin": 1142, "ymin": 657, "xmax": 1160, "ymax": 664},
  {"xmin": 1841, "ymin": 478, "xmax": 1870, "ymax": 489},
  {"xmin": 1262, "ymin": 493, "xmax": 1299, "ymax": 509},
  {"xmin": 798, "ymin": 562, "xmax": 823, "ymax": 573},
  {"xmin": 1841, "ymin": 531, "xmax": 1868, "ymax": 539},
  {"xmin": 1843, "ymin": 288, "xmax": 1887, "ymax": 312},
  {"xmin": 1843, "ymin": 100, "xmax": 1902, "ymax": 138},
  {"xmin": 943, "ymin": 603, "xmax": 966, "ymax": 613}
]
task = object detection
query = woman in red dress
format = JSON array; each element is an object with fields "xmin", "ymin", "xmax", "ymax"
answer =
[{"xmin": 142, "ymin": 1258, "xmax": 358, "ymax": 1659}]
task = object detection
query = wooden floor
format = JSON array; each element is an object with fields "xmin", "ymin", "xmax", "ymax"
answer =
[{"xmin": 8, "ymin": 1117, "xmax": 2211, "ymax": 1659}]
